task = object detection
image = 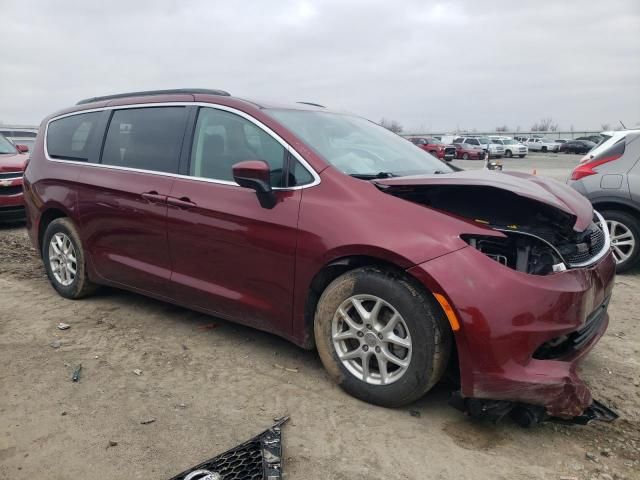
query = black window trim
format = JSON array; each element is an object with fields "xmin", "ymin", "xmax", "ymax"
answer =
[{"xmin": 43, "ymin": 102, "xmax": 320, "ymax": 191}]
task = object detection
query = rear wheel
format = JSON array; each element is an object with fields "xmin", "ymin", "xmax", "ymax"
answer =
[
  {"xmin": 42, "ymin": 218, "xmax": 97, "ymax": 299},
  {"xmin": 314, "ymin": 267, "xmax": 452, "ymax": 407},
  {"xmin": 601, "ymin": 210, "xmax": 640, "ymax": 273},
  {"xmin": 541, "ymin": 146, "xmax": 548, "ymax": 152}
]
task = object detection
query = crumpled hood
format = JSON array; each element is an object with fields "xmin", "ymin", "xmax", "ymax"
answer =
[
  {"xmin": 0, "ymin": 153, "xmax": 28, "ymax": 173},
  {"xmin": 375, "ymin": 170, "xmax": 593, "ymax": 231}
]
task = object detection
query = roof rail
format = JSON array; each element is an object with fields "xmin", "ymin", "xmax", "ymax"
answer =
[
  {"xmin": 76, "ymin": 88, "xmax": 231, "ymax": 105},
  {"xmin": 296, "ymin": 101, "xmax": 326, "ymax": 108}
]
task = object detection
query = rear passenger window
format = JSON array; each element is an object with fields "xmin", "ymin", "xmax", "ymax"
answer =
[
  {"xmin": 47, "ymin": 112, "xmax": 101, "ymax": 161},
  {"xmin": 101, "ymin": 107, "xmax": 187, "ymax": 173}
]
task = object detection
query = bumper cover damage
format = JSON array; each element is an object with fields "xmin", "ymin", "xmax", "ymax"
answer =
[{"xmin": 409, "ymin": 246, "xmax": 617, "ymax": 423}]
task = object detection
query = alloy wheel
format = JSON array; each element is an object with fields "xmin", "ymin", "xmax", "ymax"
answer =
[
  {"xmin": 48, "ymin": 232, "xmax": 77, "ymax": 286},
  {"xmin": 606, "ymin": 220, "xmax": 636, "ymax": 264},
  {"xmin": 331, "ymin": 294, "xmax": 412, "ymax": 386}
]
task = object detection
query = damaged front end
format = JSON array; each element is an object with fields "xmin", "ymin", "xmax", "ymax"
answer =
[{"xmin": 377, "ymin": 171, "xmax": 617, "ymax": 425}]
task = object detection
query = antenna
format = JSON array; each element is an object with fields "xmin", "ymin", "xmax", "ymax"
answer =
[{"xmin": 619, "ymin": 120, "xmax": 627, "ymax": 129}]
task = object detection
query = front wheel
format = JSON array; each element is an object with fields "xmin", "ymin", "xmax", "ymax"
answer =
[
  {"xmin": 42, "ymin": 218, "xmax": 97, "ymax": 299},
  {"xmin": 314, "ymin": 267, "xmax": 452, "ymax": 407},
  {"xmin": 518, "ymin": 154, "xmax": 526, "ymax": 158},
  {"xmin": 462, "ymin": 153, "xmax": 469, "ymax": 160},
  {"xmin": 505, "ymin": 150, "xmax": 513, "ymax": 158},
  {"xmin": 601, "ymin": 210, "xmax": 640, "ymax": 273}
]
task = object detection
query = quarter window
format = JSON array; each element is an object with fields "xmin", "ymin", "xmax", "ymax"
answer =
[
  {"xmin": 47, "ymin": 112, "xmax": 101, "ymax": 161},
  {"xmin": 101, "ymin": 107, "xmax": 187, "ymax": 173}
]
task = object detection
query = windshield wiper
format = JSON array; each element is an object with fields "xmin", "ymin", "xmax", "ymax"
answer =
[{"xmin": 349, "ymin": 171, "xmax": 398, "ymax": 180}]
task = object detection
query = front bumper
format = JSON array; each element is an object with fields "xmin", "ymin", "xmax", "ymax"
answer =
[
  {"xmin": 408, "ymin": 247, "xmax": 616, "ymax": 418},
  {"xmin": 0, "ymin": 178, "xmax": 25, "ymax": 220}
]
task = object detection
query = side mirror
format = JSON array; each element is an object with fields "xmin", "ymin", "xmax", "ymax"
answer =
[
  {"xmin": 16, "ymin": 144, "xmax": 29, "ymax": 153},
  {"xmin": 232, "ymin": 160, "xmax": 276, "ymax": 209}
]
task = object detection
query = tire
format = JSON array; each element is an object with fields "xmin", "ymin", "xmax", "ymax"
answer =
[
  {"xmin": 601, "ymin": 210, "xmax": 640, "ymax": 273},
  {"xmin": 541, "ymin": 146, "xmax": 547, "ymax": 152},
  {"xmin": 314, "ymin": 267, "xmax": 452, "ymax": 407},
  {"xmin": 462, "ymin": 153, "xmax": 469, "ymax": 160},
  {"xmin": 42, "ymin": 218, "xmax": 97, "ymax": 299},
  {"xmin": 518, "ymin": 154, "xmax": 526, "ymax": 158},
  {"xmin": 505, "ymin": 150, "xmax": 513, "ymax": 158}
]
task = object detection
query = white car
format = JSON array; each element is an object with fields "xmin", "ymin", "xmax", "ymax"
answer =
[
  {"xmin": 525, "ymin": 137, "xmax": 560, "ymax": 152},
  {"xmin": 453, "ymin": 136, "xmax": 504, "ymax": 158},
  {"xmin": 489, "ymin": 137, "xmax": 528, "ymax": 158}
]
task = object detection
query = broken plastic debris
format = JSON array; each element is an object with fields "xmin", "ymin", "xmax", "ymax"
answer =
[
  {"xmin": 140, "ymin": 417, "xmax": 156, "ymax": 425},
  {"xmin": 50, "ymin": 340, "xmax": 61, "ymax": 349},
  {"xmin": 71, "ymin": 364, "xmax": 82, "ymax": 382},
  {"xmin": 57, "ymin": 322, "xmax": 70, "ymax": 330},
  {"xmin": 133, "ymin": 369, "xmax": 143, "ymax": 376}
]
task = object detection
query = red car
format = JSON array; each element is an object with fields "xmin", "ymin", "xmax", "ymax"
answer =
[
  {"xmin": 454, "ymin": 143, "xmax": 485, "ymax": 160},
  {"xmin": 24, "ymin": 89, "xmax": 615, "ymax": 425},
  {"xmin": 0, "ymin": 134, "xmax": 29, "ymax": 221},
  {"xmin": 408, "ymin": 136, "xmax": 456, "ymax": 161}
]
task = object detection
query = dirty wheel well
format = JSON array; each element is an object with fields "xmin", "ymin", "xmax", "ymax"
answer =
[
  {"xmin": 303, "ymin": 256, "xmax": 455, "ymax": 353},
  {"xmin": 38, "ymin": 209, "xmax": 67, "ymax": 254}
]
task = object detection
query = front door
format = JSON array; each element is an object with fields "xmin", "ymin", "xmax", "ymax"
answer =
[{"xmin": 166, "ymin": 106, "xmax": 315, "ymax": 335}]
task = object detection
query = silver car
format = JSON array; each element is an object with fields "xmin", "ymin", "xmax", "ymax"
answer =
[{"xmin": 568, "ymin": 131, "xmax": 640, "ymax": 272}]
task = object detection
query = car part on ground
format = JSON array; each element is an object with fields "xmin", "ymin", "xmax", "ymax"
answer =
[
  {"xmin": 569, "ymin": 132, "xmax": 640, "ymax": 272},
  {"xmin": 449, "ymin": 392, "xmax": 618, "ymax": 427},
  {"xmin": 25, "ymin": 89, "xmax": 616, "ymax": 419},
  {"xmin": 168, "ymin": 417, "xmax": 288, "ymax": 480}
]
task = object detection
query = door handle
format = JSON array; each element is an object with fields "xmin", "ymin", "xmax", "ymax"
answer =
[
  {"xmin": 141, "ymin": 191, "xmax": 167, "ymax": 204},
  {"xmin": 167, "ymin": 196, "xmax": 197, "ymax": 209}
]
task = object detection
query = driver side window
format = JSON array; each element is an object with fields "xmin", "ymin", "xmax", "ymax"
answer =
[{"xmin": 190, "ymin": 107, "xmax": 286, "ymax": 186}]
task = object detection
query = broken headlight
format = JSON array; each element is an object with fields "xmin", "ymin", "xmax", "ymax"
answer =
[{"xmin": 462, "ymin": 232, "xmax": 566, "ymax": 275}]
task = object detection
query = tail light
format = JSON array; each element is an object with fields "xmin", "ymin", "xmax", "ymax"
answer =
[{"xmin": 571, "ymin": 138, "xmax": 625, "ymax": 180}]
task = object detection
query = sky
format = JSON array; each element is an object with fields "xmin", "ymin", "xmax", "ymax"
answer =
[{"xmin": 1, "ymin": 0, "xmax": 639, "ymax": 133}]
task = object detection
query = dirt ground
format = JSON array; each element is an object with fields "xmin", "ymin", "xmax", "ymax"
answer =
[{"xmin": 1, "ymin": 157, "xmax": 639, "ymax": 479}]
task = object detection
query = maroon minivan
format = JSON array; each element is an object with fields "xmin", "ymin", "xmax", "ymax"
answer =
[{"xmin": 24, "ymin": 89, "xmax": 616, "ymax": 425}]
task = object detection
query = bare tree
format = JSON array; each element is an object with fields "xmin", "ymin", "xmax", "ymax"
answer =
[
  {"xmin": 531, "ymin": 117, "xmax": 558, "ymax": 132},
  {"xmin": 495, "ymin": 125, "xmax": 509, "ymax": 132},
  {"xmin": 379, "ymin": 118, "xmax": 403, "ymax": 134},
  {"xmin": 601, "ymin": 123, "xmax": 611, "ymax": 131}
]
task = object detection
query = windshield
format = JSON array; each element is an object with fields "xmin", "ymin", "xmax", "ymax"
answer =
[
  {"xmin": 266, "ymin": 110, "xmax": 453, "ymax": 177},
  {"xmin": 490, "ymin": 139, "xmax": 503, "ymax": 144},
  {"xmin": 426, "ymin": 137, "xmax": 443, "ymax": 144},
  {"xmin": 502, "ymin": 139, "xmax": 517, "ymax": 145},
  {"xmin": 0, "ymin": 134, "xmax": 18, "ymax": 154},
  {"xmin": 477, "ymin": 137, "xmax": 490, "ymax": 144}
]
